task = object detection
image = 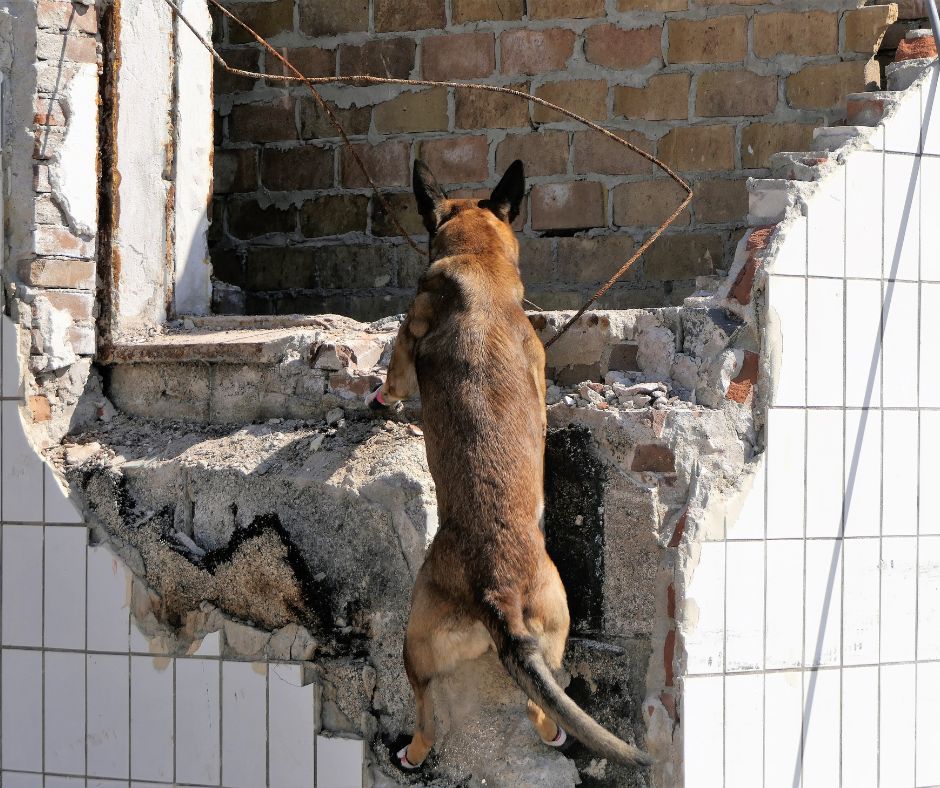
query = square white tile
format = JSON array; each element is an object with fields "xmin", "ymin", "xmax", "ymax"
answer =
[
  {"xmin": 87, "ymin": 543, "xmax": 131, "ymax": 652},
  {"xmin": 884, "ymin": 152, "xmax": 920, "ymax": 281},
  {"xmin": 921, "ymin": 411, "xmax": 940, "ymax": 534},
  {"xmin": 917, "ymin": 661, "xmax": 940, "ymax": 786},
  {"xmin": 882, "ymin": 410, "xmax": 918, "ymax": 534},
  {"xmin": 175, "ymin": 658, "xmax": 220, "ymax": 787},
  {"xmin": 845, "ymin": 150, "xmax": 884, "ymax": 279},
  {"xmin": 766, "ymin": 540, "xmax": 805, "ymax": 669},
  {"xmin": 130, "ymin": 656, "xmax": 174, "ymax": 783},
  {"xmin": 844, "ymin": 408, "xmax": 881, "ymax": 537},
  {"xmin": 87, "ymin": 781, "xmax": 130, "ymax": 788},
  {"xmin": 885, "ymin": 85, "xmax": 922, "ymax": 154},
  {"xmin": 880, "ymin": 536, "xmax": 917, "ymax": 663},
  {"xmin": 923, "ymin": 65, "xmax": 940, "ymax": 155},
  {"xmin": 683, "ymin": 541, "xmax": 725, "ymax": 675},
  {"xmin": 845, "ymin": 279, "xmax": 882, "ymax": 408},
  {"xmin": 923, "ymin": 156, "xmax": 940, "ymax": 281},
  {"xmin": 1, "ymin": 402, "xmax": 43, "ymax": 523},
  {"xmin": 806, "ymin": 278, "xmax": 844, "ymax": 407},
  {"xmin": 842, "ymin": 538, "xmax": 881, "ymax": 665},
  {"xmin": 767, "ymin": 215, "xmax": 806, "ymax": 276},
  {"xmin": 881, "ymin": 280, "xmax": 919, "ymax": 405},
  {"xmin": 724, "ymin": 673, "xmax": 763, "ymax": 788},
  {"xmin": 222, "ymin": 661, "xmax": 267, "ymax": 788},
  {"xmin": 44, "ymin": 524, "xmax": 87, "ymax": 649},
  {"xmin": 766, "ymin": 408, "xmax": 806, "ymax": 539},
  {"xmin": 804, "ymin": 540, "xmax": 842, "ymax": 667},
  {"xmin": 725, "ymin": 541, "xmax": 764, "ymax": 672},
  {"xmin": 807, "ymin": 167, "xmax": 846, "ymax": 278},
  {"xmin": 45, "ymin": 464, "xmax": 83, "ymax": 524},
  {"xmin": 921, "ymin": 285, "xmax": 940, "ymax": 406},
  {"xmin": 44, "ymin": 779, "xmax": 86, "ymax": 788},
  {"xmin": 769, "ymin": 276, "xmax": 807, "ymax": 407},
  {"xmin": 1, "ymin": 648, "xmax": 43, "ymax": 771},
  {"xmin": 880, "ymin": 663, "xmax": 916, "ymax": 788},
  {"xmin": 316, "ymin": 736, "xmax": 364, "ymax": 788},
  {"xmin": 0, "ymin": 773, "xmax": 44, "ymax": 788},
  {"xmin": 805, "ymin": 409, "xmax": 844, "ymax": 539},
  {"xmin": 1, "ymin": 524, "xmax": 43, "ymax": 647},
  {"xmin": 727, "ymin": 457, "xmax": 765, "ymax": 540},
  {"xmin": 764, "ymin": 670, "xmax": 803, "ymax": 788},
  {"xmin": 918, "ymin": 535, "xmax": 940, "ymax": 660},
  {"xmin": 44, "ymin": 650, "xmax": 86, "ymax": 775},
  {"xmin": 842, "ymin": 665, "xmax": 879, "ymax": 788},
  {"xmin": 88, "ymin": 654, "xmax": 130, "ymax": 779},
  {"xmin": 269, "ymin": 663, "xmax": 315, "ymax": 788},
  {"xmin": 801, "ymin": 668, "xmax": 839, "ymax": 788},
  {"xmin": 681, "ymin": 675, "xmax": 723, "ymax": 788},
  {"xmin": 1, "ymin": 314, "xmax": 22, "ymax": 398}
]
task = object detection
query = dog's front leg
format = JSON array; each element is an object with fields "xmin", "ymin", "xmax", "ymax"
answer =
[{"xmin": 368, "ymin": 295, "xmax": 432, "ymax": 409}]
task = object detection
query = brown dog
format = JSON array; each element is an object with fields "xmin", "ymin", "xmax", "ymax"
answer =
[{"xmin": 369, "ymin": 160, "xmax": 652, "ymax": 771}]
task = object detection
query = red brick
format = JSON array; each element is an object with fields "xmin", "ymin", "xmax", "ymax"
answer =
[
  {"xmin": 663, "ymin": 629, "xmax": 676, "ymax": 686},
  {"xmin": 896, "ymin": 35, "xmax": 937, "ymax": 60},
  {"xmin": 422, "ymin": 32, "xmax": 495, "ymax": 80},
  {"xmin": 726, "ymin": 350, "xmax": 759, "ymax": 403},
  {"xmin": 666, "ymin": 583, "xmax": 676, "ymax": 619},
  {"xmin": 746, "ymin": 225, "xmax": 775, "ymax": 251},
  {"xmin": 528, "ymin": 0, "xmax": 604, "ymax": 17},
  {"xmin": 696, "ymin": 70, "xmax": 778, "ymax": 117},
  {"xmin": 29, "ymin": 395, "xmax": 52, "ymax": 422},
  {"xmin": 531, "ymin": 181, "xmax": 606, "ymax": 231},
  {"xmin": 668, "ymin": 16, "xmax": 747, "ymax": 64},
  {"xmin": 34, "ymin": 225, "xmax": 93, "ymax": 258},
  {"xmin": 613, "ymin": 73, "xmax": 690, "ymax": 121},
  {"xmin": 374, "ymin": 0, "xmax": 445, "ymax": 31},
  {"xmin": 371, "ymin": 193, "xmax": 426, "ymax": 237},
  {"xmin": 694, "ymin": 178, "xmax": 748, "ymax": 224},
  {"xmin": 632, "ymin": 444, "xmax": 676, "ymax": 472},
  {"xmin": 572, "ymin": 130, "xmax": 654, "ymax": 176},
  {"xmin": 754, "ymin": 11, "xmax": 839, "ymax": 58},
  {"xmin": 298, "ymin": 101, "xmax": 370, "ymax": 140},
  {"xmin": 299, "ymin": 195, "xmax": 369, "ymax": 237},
  {"xmin": 584, "ymin": 25, "xmax": 662, "ymax": 70},
  {"xmin": 43, "ymin": 290, "xmax": 95, "ymax": 321},
  {"xmin": 730, "ymin": 257, "xmax": 757, "ymax": 304},
  {"xmin": 226, "ymin": 0, "xmax": 294, "ymax": 44},
  {"xmin": 644, "ymin": 234, "xmax": 723, "ymax": 280},
  {"xmin": 613, "ymin": 179, "xmax": 690, "ymax": 229},
  {"xmin": 227, "ymin": 200, "xmax": 296, "ymax": 239},
  {"xmin": 455, "ymin": 82, "xmax": 530, "ymax": 129},
  {"xmin": 667, "ymin": 511, "xmax": 687, "ymax": 548},
  {"xmin": 214, "ymin": 48, "xmax": 262, "ymax": 95},
  {"xmin": 340, "ymin": 141, "xmax": 410, "ymax": 188},
  {"xmin": 298, "ymin": 0, "xmax": 368, "ymax": 35},
  {"xmin": 373, "ymin": 87, "xmax": 448, "ymax": 133},
  {"xmin": 556, "ymin": 236, "xmax": 636, "ymax": 284},
  {"xmin": 659, "ymin": 125, "xmax": 735, "ymax": 172},
  {"xmin": 227, "ymin": 99, "xmax": 297, "ymax": 143},
  {"xmin": 264, "ymin": 46, "xmax": 334, "ymax": 82},
  {"xmin": 452, "ymin": 0, "xmax": 523, "ymax": 21},
  {"xmin": 533, "ymin": 80, "xmax": 608, "ymax": 123},
  {"xmin": 500, "ymin": 28, "xmax": 576, "ymax": 75},
  {"xmin": 786, "ymin": 61, "xmax": 869, "ymax": 111},
  {"xmin": 418, "ymin": 136, "xmax": 489, "ymax": 184},
  {"xmin": 339, "ymin": 38, "xmax": 415, "ymax": 79},
  {"xmin": 740, "ymin": 122, "xmax": 815, "ymax": 168},
  {"xmin": 496, "ymin": 131, "xmax": 569, "ymax": 177},
  {"xmin": 37, "ymin": 0, "xmax": 97, "ymax": 33},
  {"xmin": 20, "ymin": 258, "xmax": 96, "ymax": 289},
  {"xmin": 261, "ymin": 145, "xmax": 333, "ymax": 191},
  {"xmin": 214, "ymin": 149, "xmax": 258, "ymax": 193}
]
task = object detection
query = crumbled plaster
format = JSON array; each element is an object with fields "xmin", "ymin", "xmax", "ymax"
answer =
[{"xmin": 49, "ymin": 63, "xmax": 98, "ymax": 238}]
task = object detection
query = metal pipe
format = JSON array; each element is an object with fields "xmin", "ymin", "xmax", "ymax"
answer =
[{"xmin": 927, "ymin": 0, "xmax": 940, "ymax": 52}]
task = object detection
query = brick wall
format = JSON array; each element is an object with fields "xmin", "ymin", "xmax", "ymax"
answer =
[{"xmin": 210, "ymin": 0, "xmax": 898, "ymax": 320}]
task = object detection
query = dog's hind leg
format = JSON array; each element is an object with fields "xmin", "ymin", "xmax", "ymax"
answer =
[{"xmin": 400, "ymin": 629, "xmax": 437, "ymax": 769}]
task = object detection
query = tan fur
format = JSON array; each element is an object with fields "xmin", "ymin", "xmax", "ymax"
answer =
[{"xmin": 378, "ymin": 161, "xmax": 651, "ymax": 770}]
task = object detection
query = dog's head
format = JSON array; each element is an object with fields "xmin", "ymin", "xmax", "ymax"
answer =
[{"xmin": 412, "ymin": 159, "xmax": 525, "ymax": 264}]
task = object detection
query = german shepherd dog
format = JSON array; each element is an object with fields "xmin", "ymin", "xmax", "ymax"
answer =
[{"xmin": 368, "ymin": 159, "xmax": 653, "ymax": 771}]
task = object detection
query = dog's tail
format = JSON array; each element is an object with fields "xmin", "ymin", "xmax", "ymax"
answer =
[{"xmin": 482, "ymin": 605, "xmax": 654, "ymax": 767}]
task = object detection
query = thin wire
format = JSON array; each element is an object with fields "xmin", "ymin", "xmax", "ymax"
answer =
[{"xmin": 166, "ymin": 0, "xmax": 694, "ymax": 347}]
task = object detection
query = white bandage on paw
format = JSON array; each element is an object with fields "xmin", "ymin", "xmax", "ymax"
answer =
[
  {"xmin": 542, "ymin": 726, "xmax": 567, "ymax": 748},
  {"xmin": 397, "ymin": 745, "xmax": 420, "ymax": 770}
]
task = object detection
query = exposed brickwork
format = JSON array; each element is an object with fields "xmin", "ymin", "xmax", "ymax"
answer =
[{"xmin": 210, "ymin": 0, "xmax": 891, "ymax": 319}]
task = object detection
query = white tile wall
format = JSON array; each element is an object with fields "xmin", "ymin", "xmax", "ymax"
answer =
[
  {"xmin": 881, "ymin": 536, "xmax": 918, "ymax": 663},
  {"xmin": 222, "ymin": 661, "xmax": 267, "ymax": 788},
  {"xmin": 684, "ymin": 541, "xmax": 725, "ymax": 674},
  {"xmin": 45, "ymin": 465, "xmax": 84, "ymax": 524},
  {"xmin": 806, "ymin": 278, "xmax": 844, "ymax": 407},
  {"xmin": 130, "ymin": 657, "xmax": 174, "ymax": 783},
  {"xmin": 844, "ymin": 408, "xmax": 881, "ymax": 537},
  {"xmin": 801, "ymin": 668, "xmax": 839, "ymax": 788},
  {"xmin": 881, "ymin": 281, "xmax": 919, "ymax": 406},
  {"xmin": 727, "ymin": 458, "xmax": 765, "ymax": 540},
  {"xmin": 683, "ymin": 675, "xmax": 725, "ymax": 787},
  {"xmin": 916, "ymin": 661, "xmax": 940, "ymax": 786},
  {"xmin": 1, "ymin": 649, "xmax": 43, "ymax": 772},
  {"xmin": 766, "ymin": 408, "xmax": 805, "ymax": 539},
  {"xmin": 769, "ymin": 277, "xmax": 807, "ymax": 407},
  {"xmin": 881, "ymin": 410, "xmax": 918, "ymax": 534},
  {"xmin": 845, "ymin": 279, "xmax": 882, "ymax": 408},
  {"xmin": 1, "ymin": 402, "xmax": 43, "ymax": 523},
  {"xmin": 807, "ymin": 167, "xmax": 846, "ymax": 278},
  {"xmin": 884, "ymin": 153, "xmax": 921, "ymax": 281},
  {"xmin": 1, "ymin": 524, "xmax": 43, "ymax": 646},
  {"xmin": 842, "ymin": 665, "xmax": 879, "ymax": 788},
  {"xmin": 922, "ymin": 155, "xmax": 940, "ymax": 280},
  {"xmin": 45, "ymin": 650, "xmax": 87, "ymax": 775},
  {"xmin": 175, "ymin": 658, "xmax": 220, "ymax": 786},
  {"xmin": 765, "ymin": 540, "xmax": 804, "ymax": 669},
  {"xmin": 87, "ymin": 654, "xmax": 130, "ymax": 779},
  {"xmin": 87, "ymin": 543, "xmax": 130, "ymax": 652},
  {"xmin": 725, "ymin": 541, "xmax": 764, "ymax": 672},
  {"xmin": 805, "ymin": 409, "xmax": 843, "ymax": 538},
  {"xmin": 764, "ymin": 671, "xmax": 803, "ymax": 788},
  {"xmin": 845, "ymin": 151, "xmax": 884, "ymax": 280},
  {"xmin": 268, "ymin": 663, "xmax": 315, "ymax": 788},
  {"xmin": 723, "ymin": 673, "xmax": 763, "ymax": 788},
  {"xmin": 842, "ymin": 538, "xmax": 881, "ymax": 666},
  {"xmin": 880, "ymin": 663, "xmax": 916, "ymax": 787},
  {"xmin": 44, "ymin": 525, "xmax": 87, "ymax": 649},
  {"xmin": 804, "ymin": 540, "xmax": 842, "ymax": 667},
  {"xmin": 316, "ymin": 736, "xmax": 364, "ymax": 788},
  {"xmin": 918, "ymin": 535, "xmax": 940, "ymax": 660}
]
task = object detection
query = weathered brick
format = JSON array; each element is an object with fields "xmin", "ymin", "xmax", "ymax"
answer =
[
  {"xmin": 528, "ymin": 0, "xmax": 604, "ymax": 18},
  {"xmin": 896, "ymin": 34, "xmax": 938, "ymax": 60},
  {"xmin": 643, "ymin": 234, "xmax": 723, "ymax": 280},
  {"xmin": 696, "ymin": 70, "xmax": 777, "ymax": 117},
  {"xmin": 214, "ymin": 48, "xmax": 262, "ymax": 95},
  {"xmin": 341, "ymin": 141, "xmax": 411, "ymax": 187},
  {"xmin": 20, "ymin": 258, "xmax": 96, "ymax": 289},
  {"xmin": 264, "ymin": 46, "xmax": 334, "ymax": 82},
  {"xmin": 455, "ymin": 82, "xmax": 529, "ymax": 129},
  {"xmin": 373, "ymin": 88, "xmax": 448, "ymax": 133},
  {"xmin": 37, "ymin": 0, "xmax": 97, "ymax": 33},
  {"xmin": 668, "ymin": 17, "xmax": 747, "ymax": 64},
  {"xmin": 693, "ymin": 178, "xmax": 748, "ymax": 223},
  {"xmin": 243, "ymin": 246, "xmax": 317, "ymax": 290},
  {"xmin": 43, "ymin": 290, "xmax": 95, "ymax": 321},
  {"xmin": 533, "ymin": 80, "xmax": 608, "ymax": 123},
  {"xmin": 572, "ymin": 130, "xmax": 654, "ymax": 176},
  {"xmin": 423, "ymin": 32, "xmax": 495, "ymax": 80},
  {"xmin": 726, "ymin": 350, "xmax": 758, "ymax": 403},
  {"xmin": 227, "ymin": 0, "xmax": 294, "ymax": 44},
  {"xmin": 618, "ymin": 0, "xmax": 686, "ymax": 10},
  {"xmin": 315, "ymin": 244, "xmax": 395, "ymax": 289},
  {"xmin": 299, "ymin": 195, "xmax": 369, "ymax": 237},
  {"xmin": 557, "ymin": 236, "xmax": 636, "ymax": 283},
  {"xmin": 298, "ymin": 0, "xmax": 368, "ymax": 35},
  {"xmin": 228, "ymin": 99, "xmax": 297, "ymax": 143},
  {"xmin": 632, "ymin": 444, "xmax": 675, "ymax": 472},
  {"xmin": 418, "ymin": 136, "xmax": 489, "ymax": 184},
  {"xmin": 36, "ymin": 31, "xmax": 96, "ymax": 63},
  {"xmin": 29, "ymin": 395, "xmax": 52, "ymax": 422},
  {"xmin": 214, "ymin": 149, "xmax": 258, "ymax": 193},
  {"xmin": 452, "ymin": 0, "xmax": 523, "ymax": 21},
  {"xmin": 584, "ymin": 25, "xmax": 662, "ymax": 70},
  {"xmin": 339, "ymin": 39, "xmax": 415, "ymax": 79},
  {"xmin": 496, "ymin": 131, "xmax": 569, "ymax": 177},
  {"xmin": 374, "ymin": 0, "xmax": 445, "ymax": 31},
  {"xmin": 531, "ymin": 181, "xmax": 606, "ymax": 231},
  {"xmin": 371, "ymin": 193, "xmax": 427, "ymax": 237},
  {"xmin": 298, "ymin": 101, "xmax": 371, "ymax": 140},
  {"xmin": 261, "ymin": 145, "xmax": 333, "ymax": 191},
  {"xmin": 754, "ymin": 11, "xmax": 839, "ymax": 58},
  {"xmin": 787, "ymin": 61, "xmax": 869, "ymax": 110},
  {"xmin": 35, "ymin": 164, "xmax": 52, "ymax": 193},
  {"xmin": 658, "ymin": 125, "xmax": 735, "ymax": 172},
  {"xmin": 613, "ymin": 73, "xmax": 689, "ymax": 121},
  {"xmin": 844, "ymin": 5, "xmax": 899, "ymax": 54},
  {"xmin": 34, "ymin": 226, "xmax": 94, "ymax": 258},
  {"xmin": 741, "ymin": 122, "xmax": 815, "ymax": 168},
  {"xmin": 500, "ymin": 28, "xmax": 576, "ymax": 75},
  {"xmin": 34, "ymin": 194, "xmax": 65, "ymax": 225},
  {"xmin": 518, "ymin": 237, "xmax": 557, "ymax": 284},
  {"xmin": 613, "ymin": 179, "xmax": 690, "ymax": 228},
  {"xmin": 227, "ymin": 200, "xmax": 296, "ymax": 239}
]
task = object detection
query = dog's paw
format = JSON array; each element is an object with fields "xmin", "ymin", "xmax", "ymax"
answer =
[{"xmin": 386, "ymin": 734, "xmax": 427, "ymax": 777}]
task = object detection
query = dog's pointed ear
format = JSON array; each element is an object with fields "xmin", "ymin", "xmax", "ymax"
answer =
[
  {"xmin": 413, "ymin": 160, "xmax": 447, "ymax": 234},
  {"xmin": 488, "ymin": 159, "xmax": 525, "ymax": 224}
]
